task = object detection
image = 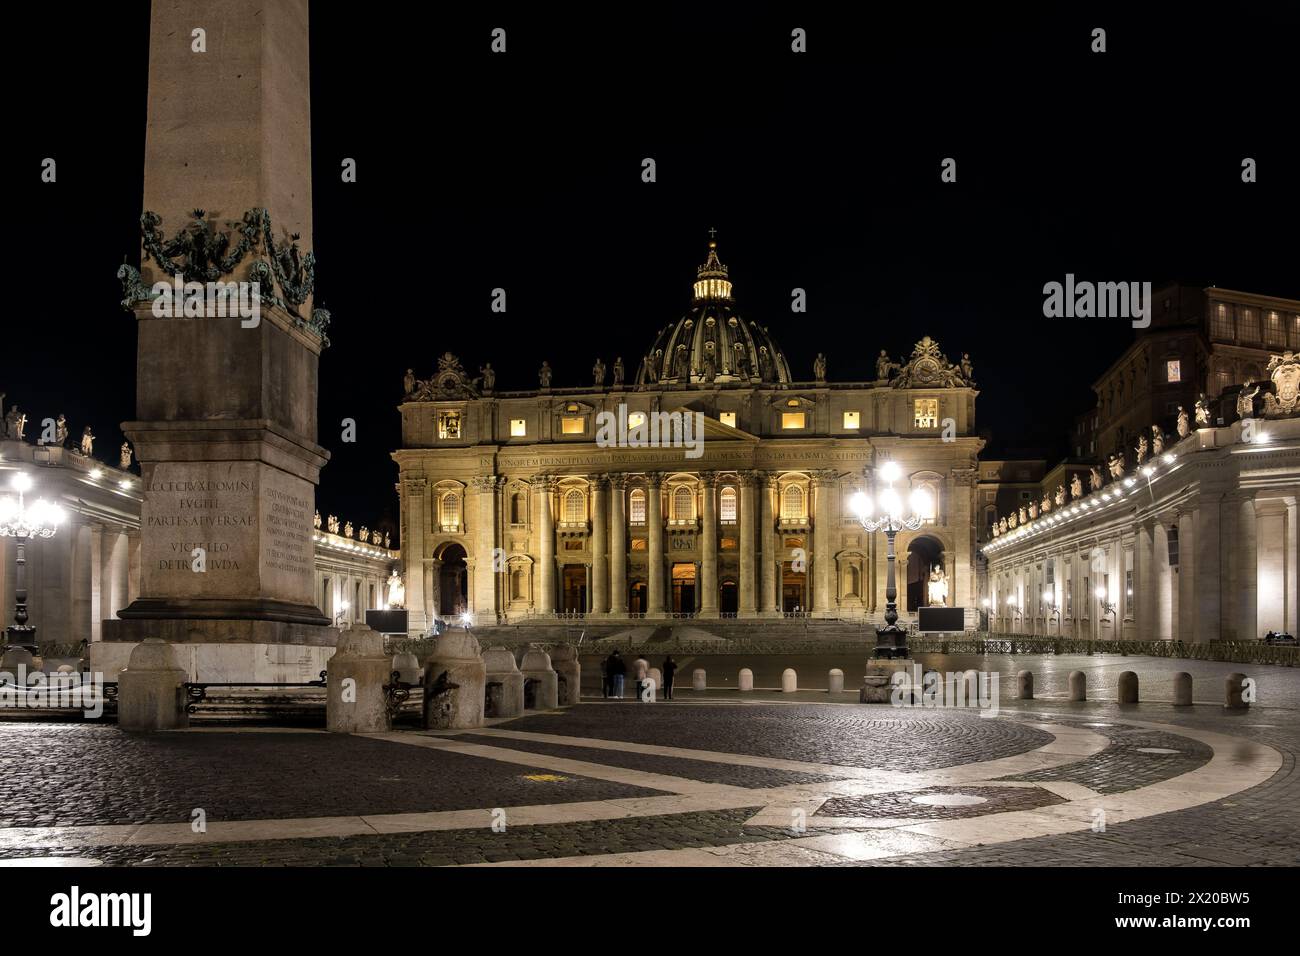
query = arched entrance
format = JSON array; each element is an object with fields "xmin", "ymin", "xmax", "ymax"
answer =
[
  {"xmin": 782, "ymin": 561, "xmax": 807, "ymax": 612},
  {"xmin": 628, "ymin": 580, "xmax": 646, "ymax": 615},
  {"xmin": 671, "ymin": 563, "xmax": 696, "ymax": 613},
  {"xmin": 561, "ymin": 565, "xmax": 587, "ymax": 613},
  {"xmin": 435, "ymin": 542, "xmax": 468, "ymax": 618},
  {"xmin": 906, "ymin": 535, "xmax": 945, "ymax": 612},
  {"xmin": 719, "ymin": 578, "xmax": 738, "ymax": 615}
]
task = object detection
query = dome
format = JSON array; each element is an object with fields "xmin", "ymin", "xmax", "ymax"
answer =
[{"xmin": 637, "ymin": 238, "xmax": 793, "ymax": 386}]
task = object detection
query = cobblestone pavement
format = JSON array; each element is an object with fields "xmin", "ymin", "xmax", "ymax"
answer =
[
  {"xmin": 501, "ymin": 703, "xmax": 1055, "ymax": 770},
  {"xmin": 0, "ymin": 696, "xmax": 1292, "ymax": 866},
  {"xmin": 0, "ymin": 724, "xmax": 666, "ymax": 827}
]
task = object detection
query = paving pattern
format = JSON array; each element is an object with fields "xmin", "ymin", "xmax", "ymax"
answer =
[{"xmin": 0, "ymin": 683, "xmax": 1293, "ymax": 867}]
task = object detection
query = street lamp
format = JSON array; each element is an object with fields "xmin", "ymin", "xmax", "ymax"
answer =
[
  {"xmin": 0, "ymin": 473, "xmax": 66, "ymax": 651},
  {"xmin": 1042, "ymin": 589, "xmax": 1061, "ymax": 630},
  {"xmin": 336, "ymin": 599, "xmax": 351, "ymax": 626},
  {"xmin": 1094, "ymin": 585, "xmax": 1116, "ymax": 625},
  {"xmin": 849, "ymin": 461, "xmax": 930, "ymax": 659}
]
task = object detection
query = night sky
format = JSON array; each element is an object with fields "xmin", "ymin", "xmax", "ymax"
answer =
[{"xmin": 10, "ymin": 4, "xmax": 1298, "ymax": 543}]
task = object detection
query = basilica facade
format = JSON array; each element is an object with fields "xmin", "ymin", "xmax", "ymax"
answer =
[{"xmin": 393, "ymin": 240, "xmax": 983, "ymax": 634}]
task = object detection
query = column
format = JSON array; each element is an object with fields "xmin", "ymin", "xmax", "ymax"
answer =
[
  {"xmin": 738, "ymin": 471, "xmax": 757, "ymax": 616},
  {"xmin": 1176, "ymin": 510, "xmax": 1195, "ymax": 641},
  {"xmin": 402, "ymin": 478, "xmax": 427, "ymax": 634},
  {"xmin": 1135, "ymin": 520, "xmax": 1155, "ymax": 640},
  {"xmin": 126, "ymin": 530, "xmax": 142, "ymax": 606},
  {"xmin": 89, "ymin": 524, "xmax": 104, "ymax": 643},
  {"xmin": 609, "ymin": 475, "xmax": 628, "ymax": 614},
  {"xmin": 1194, "ymin": 498, "xmax": 1221, "ymax": 644},
  {"xmin": 699, "ymin": 472, "xmax": 719, "ymax": 617},
  {"xmin": 537, "ymin": 476, "xmax": 555, "ymax": 614},
  {"xmin": 760, "ymin": 473, "xmax": 778, "ymax": 615},
  {"xmin": 646, "ymin": 473, "xmax": 665, "ymax": 616},
  {"xmin": 471, "ymin": 476, "xmax": 499, "ymax": 625},
  {"xmin": 1255, "ymin": 499, "xmax": 1288, "ymax": 635},
  {"xmin": 591, "ymin": 475, "xmax": 609, "ymax": 616},
  {"xmin": 812, "ymin": 471, "xmax": 835, "ymax": 616},
  {"xmin": 1235, "ymin": 495, "xmax": 1257, "ymax": 643}
]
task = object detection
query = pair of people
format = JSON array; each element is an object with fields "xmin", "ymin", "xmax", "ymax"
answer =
[{"xmin": 599, "ymin": 651, "xmax": 679, "ymax": 700}]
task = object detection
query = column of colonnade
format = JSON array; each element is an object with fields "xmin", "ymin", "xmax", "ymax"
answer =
[{"xmin": 699, "ymin": 472, "xmax": 718, "ymax": 617}]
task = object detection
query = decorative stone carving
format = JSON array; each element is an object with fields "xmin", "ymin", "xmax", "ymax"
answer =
[
  {"xmin": 140, "ymin": 208, "xmax": 262, "ymax": 284},
  {"xmin": 1151, "ymin": 425, "xmax": 1165, "ymax": 455},
  {"xmin": 409, "ymin": 353, "xmax": 480, "ymax": 401},
  {"xmin": 1194, "ymin": 394, "xmax": 1211, "ymax": 427},
  {"xmin": 1054, "ymin": 484, "xmax": 1066, "ymax": 507},
  {"xmin": 593, "ymin": 357, "xmax": 606, "ymax": 387},
  {"xmin": 813, "ymin": 352, "xmax": 827, "ymax": 383},
  {"xmin": 1008, "ymin": 512, "xmax": 1018, "ymax": 529},
  {"xmin": 1088, "ymin": 467, "xmax": 1103, "ymax": 492},
  {"xmin": 479, "ymin": 363, "xmax": 495, "ymax": 392},
  {"xmin": 386, "ymin": 570, "xmax": 405, "ymax": 608},
  {"xmin": 403, "ymin": 368, "xmax": 416, "ymax": 395},
  {"xmin": 997, "ymin": 517, "xmax": 1007, "ymax": 535},
  {"xmin": 927, "ymin": 565, "xmax": 948, "ymax": 606},
  {"xmin": 1070, "ymin": 474, "xmax": 1083, "ymax": 499},
  {"xmin": 358, "ymin": 526, "xmax": 369, "ymax": 543},
  {"xmin": 343, "ymin": 521, "xmax": 354, "ymax": 539},
  {"xmin": 875, "ymin": 350, "xmax": 897, "ymax": 381},
  {"xmin": 1107, "ymin": 453, "xmax": 1124, "ymax": 479},
  {"xmin": 1135, "ymin": 434, "xmax": 1148, "ymax": 464},
  {"xmin": 79, "ymin": 426, "xmax": 95, "ymax": 456},
  {"xmin": 313, "ymin": 510, "xmax": 322, "ymax": 529},
  {"xmin": 1040, "ymin": 493, "xmax": 1051, "ymax": 513},
  {"xmin": 1236, "ymin": 380, "xmax": 1260, "ymax": 419},
  {"xmin": 612, "ymin": 356, "xmax": 624, "ymax": 386},
  {"xmin": 4, "ymin": 404, "xmax": 27, "ymax": 441},
  {"xmin": 539, "ymin": 361, "xmax": 553, "ymax": 388},
  {"xmin": 1263, "ymin": 351, "xmax": 1300, "ymax": 417},
  {"xmin": 55, "ymin": 414, "xmax": 69, "ymax": 447},
  {"xmin": 120, "ymin": 442, "xmax": 133, "ymax": 470},
  {"xmin": 892, "ymin": 336, "xmax": 969, "ymax": 388},
  {"xmin": 1017, "ymin": 506, "xmax": 1027, "ymax": 525},
  {"xmin": 328, "ymin": 515, "xmax": 340, "ymax": 534}
]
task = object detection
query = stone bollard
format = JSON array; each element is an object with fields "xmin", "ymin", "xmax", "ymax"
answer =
[
  {"xmin": 964, "ymin": 669, "xmax": 980, "ymax": 704},
  {"xmin": 1224, "ymin": 672, "xmax": 1250, "ymax": 710},
  {"xmin": 1068, "ymin": 670, "xmax": 1087, "ymax": 702},
  {"xmin": 1016, "ymin": 669, "xmax": 1033, "ymax": 700},
  {"xmin": 520, "ymin": 647, "xmax": 560, "ymax": 710},
  {"xmin": 738, "ymin": 668, "xmax": 754, "ymax": 692},
  {"xmin": 550, "ymin": 643, "xmax": 582, "ymax": 706},
  {"xmin": 1118, "ymin": 670, "xmax": 1139, "ymax": 704},
  {"xmin": 781, "ymin": 668, "xmax": 797, "ymax": 692},
  {"xmin": 117, "ymin": 639, "xmax": 189, "ymax": 732},
  {"xmin": 1173, "ymin": 672, "xmax": 1193, "ymax": 706},
  {"xmin": 692, "ymin": 668, "xmax": 707, "ymax": 691},
  {"xmin": 423, "ymin": 630, "xmax": 486, "ymax": 729},
  {"xmin": 327, "ymin": 623, "xmax": 392, "ymax": 734},
  {"xmin": 633, "ymin": 658, "xmax": 649, "ymax": 680},
  {"xmin": 392, "ymin": 652, "xmax": 421, "ymax": 685},
  {"xmin": 828, "ymin": 668, "xmax": 844, "ymax": 693},
  {"xmin": 482, "ymin": 646, "xmax": 525, "ymax": 717}
]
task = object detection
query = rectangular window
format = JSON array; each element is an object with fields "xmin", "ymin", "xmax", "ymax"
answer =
[
  {"xmin": 842, "ymin": 410, "xmax": 860, "ymax": 430},
  {"xmin": 1210, "ymin": 303, "xmax": 1235, "ymax": 341},
  {"xmin": 1082, "ymin": 576, "xmax": 1090, "ymax": 618},
  {"xmin": 1125, "ymin": 569, "xmax": 1135, "ymax": 620},
  {"xmin": 914, "ymin": 399, "xmax": 939, "ymax": 429},
  {"xmin": 1264, "ymin": 310, "xmax": 1286, "ymax": 348},
  {"xmin": 1239, "ymin": 308, "xmax": 1260, "ymax": 344},
  {"xmin": 1066, "ymin": 578, "xmax": 1072, "ymax": 616},
  {"xmin": 719, "ymin": 411, "xmax": 737, "ymax": 428},
  {"xmin": 1290, "ymin": 314, "xmax": 1300, "ymax": 350},
  {"xmin": 560, "ymin": 416, "xmax": 585, "ymax": 435},
  {"xmin": 781, "ymin": 412, "xmax": 806, "ymax": 430},
  {"xmin": 509, "ymin": 418, "xmax": 526, "ymax": 437},
  {"xmin": 437, "ymin": 410, "xmax": 462, "ymax": 439},
  {"xmin": 1166, "ymin": 360, "xmax": 1181, "ymax": 383}
]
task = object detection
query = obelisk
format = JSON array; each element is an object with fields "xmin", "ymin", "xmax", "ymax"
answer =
[{"xmin": 99, "ymin": 0, "xmax": 335, "ymax": 682}]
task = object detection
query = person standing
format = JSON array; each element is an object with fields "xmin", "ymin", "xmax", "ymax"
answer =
[
  {"xmin": 608, "ymin": 649, "xmax": 626, "ymax": 699},
  {"xmin": 662, "ymin": 655, "xmax": 678, "ymax": 700}
]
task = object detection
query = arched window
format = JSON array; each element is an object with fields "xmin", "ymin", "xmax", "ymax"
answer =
[
  {"xmin": 912, "ymin": 479, "xmax": 939, "ymax": 523},
  {"xmin": 510, "ymin": 492, "xmax": 526, "ymax": 524},
  {"xmin": 719, "ymin": 486, "xmax": 737, "ymax": 522},
  {"xmin": 564, "ymin": 490, "xmax": 585, "ymax": 524},
  {"xmin": 440, "ymin": 493, "xmax": 460, "ymax": 530},
  {"xmin": 845, "ymin": 565, "xmax": 861, "ymax": 598},
  {"xmin": 782, "ymin": 484, "xmax": 805, "ymax": 520},
  {"xmin": 673, "ymin": 486, "xmax": 694, "ymax": 522},
  {"xmin": 511, "ymin": 568, "xmax": 526, "ymax": 600},
  {"xmin": 629, "ymin": 488, "xmax": 646, "ymax": 524}
]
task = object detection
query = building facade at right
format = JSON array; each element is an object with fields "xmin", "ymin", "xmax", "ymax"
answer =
[{"xmin": 982, "ymin": 343, "xmax": 1300, "ymax": 642}]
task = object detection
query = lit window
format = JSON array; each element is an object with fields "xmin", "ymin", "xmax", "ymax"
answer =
[
  {"xmin": 781, "ymin": 484, "xmax": 805, "ymax": 520},
  {"xmin": 629, "ymin": 488, "xmax": 646, "ymax": 524},
  {"xmin": 437, "ymin": 410, "xmax": 462, "ymax": 439},
  {"xmin": 564, "ymin": 490, "xmax": 585, "ymax": 524},
  {"xmin": 561, "ymin": 416, "xmax": 584, "ymax": 435},
  {"xmin": 1166, "ymin": 360, "xmax": 1181, "ymax": 383},
  {"xmin": 781, "ymin": 412, "xmax": 806, "ymax": 430},
  {"xmin": 913, "ymin": 481, "xmax": 938, "ymax": 522},
  {"xmin": 440, "ymin": 493, "xmax": 460, "ymax": 530},
  {"xmin": 719, "ymin": 486, "xmax": 737, "ymax": 522},
  {"xmin": 842, "ymin": 411, "xmax": 860, "ymax": 430},
  {"xmin": 1264, "ymin": 311, "xmax": 1285, "ymax": 347},
  {"xmin": 672, "ymin": 486, "xmax": 694, "ymax": 521},
  {"xmin": 719, "ymin": 411, "xmax": 736, "ymax": 428},
  {"xmin": 509, "ymin": 418, "xmax": 526, "ymax": 437},
  {"xmin": 913, "ymin": 399, "xmax": 939, "ymax": 429}
]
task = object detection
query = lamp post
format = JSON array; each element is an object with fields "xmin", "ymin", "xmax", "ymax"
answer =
[
  {"xmin": 1094, "ymin": 586, "xmax": 1116, "ymax": 629},
  {"xmin": 0, "ymin": 473, "xmax": 66, "ymax": 652},
  {"xmin": 849, "ymin": 461, "xmax": 930, "ymax": 659},
  {"xmin": 1042, "ymin": 590, "xmax": 1061, "ymax": 633}
]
